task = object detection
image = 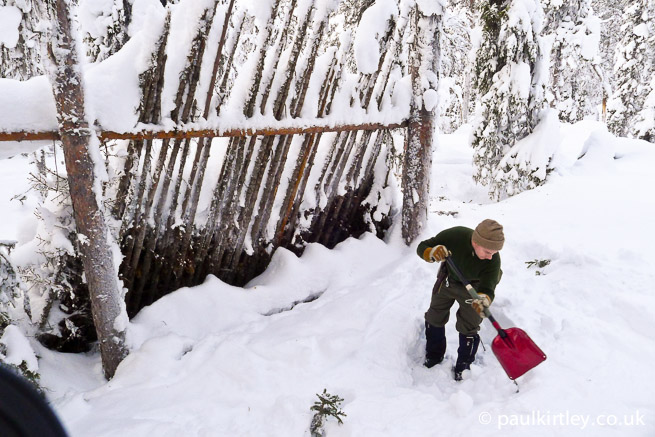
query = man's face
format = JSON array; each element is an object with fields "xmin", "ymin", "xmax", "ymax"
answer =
[{"xmin": 472, "ymin": 241, "xmax": 498, "ymax": 260}]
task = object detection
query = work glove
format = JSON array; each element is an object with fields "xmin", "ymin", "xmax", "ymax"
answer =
[
  {"xmin": 422, "ymin": 245, "xmax": 450, "ymax": 263},
  {"xmin": 471, "ymin": 293, "xmax": 491, "ymax": 318}
]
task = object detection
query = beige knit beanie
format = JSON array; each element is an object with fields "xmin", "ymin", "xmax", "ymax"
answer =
[{"xmin": 472, "ymin": 219, "xmax": 505, "ymax": 251}]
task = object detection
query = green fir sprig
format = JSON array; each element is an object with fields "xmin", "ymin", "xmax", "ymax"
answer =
[{"xmin": 309, "ymin": 389, "xmax": 346, "ymax": 437}]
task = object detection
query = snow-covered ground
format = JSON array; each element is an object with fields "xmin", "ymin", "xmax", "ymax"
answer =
[{"xmin": 2, "ymin": 120, "xmax": 654, "ymax": 436}]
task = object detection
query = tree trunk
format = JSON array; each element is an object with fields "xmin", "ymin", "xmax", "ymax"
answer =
[
  {"xmin": 402, "ymin": 110, "xmax": 432, "ymax": 244},
  {"xmin": 402, "ymin": 6, "xmax": 440, "ymax": 244},
  {"xmin": 46, "ymin": 0, "xmax": 127, "ymax": 379}
]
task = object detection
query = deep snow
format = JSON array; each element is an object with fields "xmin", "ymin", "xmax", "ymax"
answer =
[{"xmin": 2, "ymin": 121, "xmax": 654, "ymax": 436}]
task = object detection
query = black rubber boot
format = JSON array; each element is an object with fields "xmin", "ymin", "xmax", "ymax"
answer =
[
  {"xmin": 424, "ymin": 322, "xmax": 447, "ymax": 368},
  {"xmin": 453, "ymin": 333, "xmax": 480, "ymax": 380}
]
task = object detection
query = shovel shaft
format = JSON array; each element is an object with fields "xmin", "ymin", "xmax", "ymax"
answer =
[{"xmin": 445, "ymin": 257, "xmax": 505, "ymax": 335}]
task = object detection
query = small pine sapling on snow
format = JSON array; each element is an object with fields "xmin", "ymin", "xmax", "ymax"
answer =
[
  {"xmin": 525, "ymin": 258, "xmax": 551, "ymax": 275},
  {"xmin": 309, "ymin": 389, "xmax": 347, "ymax": 437}
]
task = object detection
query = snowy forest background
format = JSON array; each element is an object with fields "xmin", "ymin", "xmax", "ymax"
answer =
[
  {"xmin": 3, "ymin": 0, "xmax": 655, "ymax": 141},
  {"xmin": 0, "ymin": 0, "xmax": 654, "ymax": 435}
]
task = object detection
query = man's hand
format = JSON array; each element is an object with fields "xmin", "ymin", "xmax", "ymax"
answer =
[
  {"xmin": 422, "ymin": 245, "xmax": 450, "ymax": 263},
  {"xmin": 471, "ymin": 293, "xmax": 491, "ymax": 317}
]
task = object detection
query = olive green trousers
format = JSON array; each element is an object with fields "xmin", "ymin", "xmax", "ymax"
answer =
[{"xmin": 424, "ymin": 277, "xmax": 483, "ymax": 336}]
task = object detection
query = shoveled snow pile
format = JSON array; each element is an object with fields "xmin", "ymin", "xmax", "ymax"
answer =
[{"xmin": 2, "ymin": 120, "xmax": 653, "ymax": 436}]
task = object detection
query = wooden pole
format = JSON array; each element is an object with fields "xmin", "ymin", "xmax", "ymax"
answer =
[{"xmin": 0, "ymin": 121, "xmax": 407, "ymax": 143}]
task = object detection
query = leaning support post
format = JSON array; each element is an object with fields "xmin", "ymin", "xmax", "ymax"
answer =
[
  {"xmin": 402, "ymin": 5, "xmax": 441, "ymax": 245},
  {"xmin": 46, "ymin": 0, "xmax": 128, "ymax": 379}
]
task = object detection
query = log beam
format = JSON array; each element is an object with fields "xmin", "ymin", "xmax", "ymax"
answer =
[{"xmin": 0, "ymin": 121, "xmax": 407, "ymax": 143}]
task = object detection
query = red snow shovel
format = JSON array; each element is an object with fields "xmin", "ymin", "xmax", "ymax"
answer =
[{"xmin": 445, "ymin": 257, "xmax": 547, "ymax": 380}]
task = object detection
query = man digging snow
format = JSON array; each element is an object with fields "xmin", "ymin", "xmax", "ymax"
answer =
[{"xmin": 417, "ymin": 219, "xmax": 504, "ymax": 381}]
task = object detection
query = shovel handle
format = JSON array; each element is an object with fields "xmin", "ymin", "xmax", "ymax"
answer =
[{"xmin": 444, "ymin": 256, "xmax": 506, "ymax": 337}]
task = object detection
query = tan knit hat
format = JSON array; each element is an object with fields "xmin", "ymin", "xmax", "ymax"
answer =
[{"xmin": 472, "ymin": 219, "xmax": 505, "ymax": 251}]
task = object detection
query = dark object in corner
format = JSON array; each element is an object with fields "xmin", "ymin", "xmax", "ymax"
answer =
[{"xmin": 0, "ymin": 364, "xmax": 68, "ymax": 437}]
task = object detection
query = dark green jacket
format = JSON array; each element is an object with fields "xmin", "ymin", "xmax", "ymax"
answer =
[{"xmin": 417, "ymin": 226, "xmax": 501, "ymax": 300}]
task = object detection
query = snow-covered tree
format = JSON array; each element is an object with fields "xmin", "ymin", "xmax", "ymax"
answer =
[
  {"xmin": 11, "ymin": 148, "xmax": 96, "ymax": 354},
  {"xmin": 0, "ymin": 243, "xmax": 18, "ymax": 332},
  {"xmin": 0, "ymin": 226, "xmax": 42, "ymax": 389},
  {"xmin": 471, "ymin": 0, "xmax": 547, "ymax": 200},
  {"xmin": 438, "ymin": 1, "xmax": 474, "ymax": 132},
  {"xmin": 607, "ymin": 0, "xmax": 655, "ymax": 142},
  {"xmin": 542, "ymin": 0, "xmax": 603, "ymax": 123},
  {"xmin": 593, "ymin": 0, "xmax": 628, "ymax": 120},
  {"xmin": 77, "ymin": 0, "xmax": 131, "ymax": 62},
  {"xmin": 0, "ymin": 0, "xmax": 47, "ymax": 79}
]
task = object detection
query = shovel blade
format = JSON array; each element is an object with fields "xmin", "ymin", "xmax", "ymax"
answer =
[{"xmin": 491, "ymin": 327, "xmax": 547, "ymax": 380}]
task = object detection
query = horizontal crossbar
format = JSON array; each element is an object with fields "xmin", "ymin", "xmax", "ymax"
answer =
[{"xmin": 0, "ymin": 121, "xmax": 408, "ymax": 143}]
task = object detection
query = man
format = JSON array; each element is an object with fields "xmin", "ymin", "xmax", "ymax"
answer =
[{"xmin": 417, "ymin": 219, "xmax": 504, "ymax": 381}]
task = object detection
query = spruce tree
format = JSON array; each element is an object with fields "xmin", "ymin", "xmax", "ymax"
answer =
[
  {"xmin": 78, "ymin": 0, "xmax": 132, "ymax": 62},
  {"xmin": 0, "ymin": 0, "xmax": 47, "ymax": 79},
  {"xmin": 439, "ymin": 1, "xmax": 474, "ymax": 132},
  {"xmin": 593, "ymin": 0, "xmax": 629, "ymax": 121},
  {"xmin": 543, "ymin": 0, "xmax": 602, "ymax": 123},
  {"xmin": 607, "ymin": 0, "xmax": 655, "ymax": 142},
  {"xmin": 471, "ymin": 0, "xmax": 547, "ymax": 200}
]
